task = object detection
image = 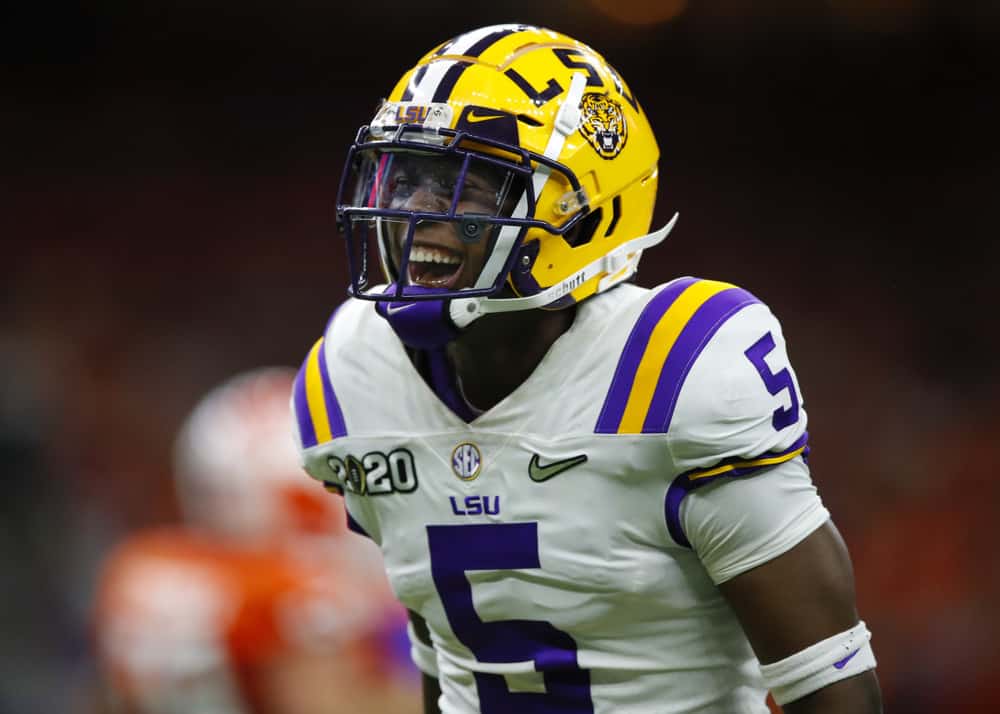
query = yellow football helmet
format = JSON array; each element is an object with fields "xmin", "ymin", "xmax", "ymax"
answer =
[{"xmin": 337, "ymin": 24, "xmax": 674, "ymax": 328}]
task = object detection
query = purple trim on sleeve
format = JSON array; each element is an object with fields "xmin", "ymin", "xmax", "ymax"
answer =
[
  {"xmin": 346, "ymin": 510, "xmax": 371, "ymax": 539},
  {"xmin": 316, "ymin": 338, "xmax": 348, "ymax": 439},
  {"xmin": 663, "ymin": 432, "xmax": 810, "ymax": 548},
  {"xmin": 293, "ymin": 361, "xmax": 317, "ymax": 449},
  {"xmin": 664, "ymin": 474, "xmax": 703, "ymax": 548},
  {"xmin": 785, "ymin": 431, "xmax": 810, "ymax": 459},
  {"xmin": 594, "ymin": 277, "xmax": 697, "ymax": 433},
  {"xmin": 643, "ymin": 287, "xmax": 760, "ymax": 433}
]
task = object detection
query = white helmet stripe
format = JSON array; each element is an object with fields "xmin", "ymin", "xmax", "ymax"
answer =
[
  {"xmin": 472, "ymin": 72, "xmax": 589, "ymax": 291},
  {"xmin": 405, "ymin": 59, "xmax": 462, "ymax": 104},
  {"xmin": 404, "ymin": 25, "xmax": 519, "ymax": 103}
]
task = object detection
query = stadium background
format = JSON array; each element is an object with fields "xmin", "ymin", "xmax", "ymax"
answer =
[{"xmin": 2, "ymin": 0, "xmax": 998, "ymax": 711}]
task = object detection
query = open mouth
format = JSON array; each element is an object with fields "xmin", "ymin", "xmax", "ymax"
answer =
[{"xmin": 407, "ymin": 244, "xmax": 465, "ymax": 289}]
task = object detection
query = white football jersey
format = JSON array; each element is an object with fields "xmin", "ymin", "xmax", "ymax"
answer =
[{"xmin": 294, "ymin": 277, "xmax": 828, "ymax": 714}]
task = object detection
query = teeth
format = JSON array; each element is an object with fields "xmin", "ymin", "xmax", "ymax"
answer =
[{"xmin": 410, "ymin": 246, "xmax": 461, "ymax": 265}]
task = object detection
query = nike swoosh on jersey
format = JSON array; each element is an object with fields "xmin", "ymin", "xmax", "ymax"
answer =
[
  {"xmin": 386, "ymin": 303, "xmax": 415, "ymax": 315},
  {"xmin": 528, "ymin": 454, "xmax": 588, "ymax": 482},
  {"xmin": 833, "ymin": 649, "xmax": 860, "ymax": 669}
]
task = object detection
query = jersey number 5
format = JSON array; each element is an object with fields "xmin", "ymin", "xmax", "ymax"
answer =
[
  {"xmin": 744, "ymin": 331, "xmax": 800, "ymax": 431},
  {"xmin": 427, "ymin": 523, "xmax": 594, "ymax": 713}
]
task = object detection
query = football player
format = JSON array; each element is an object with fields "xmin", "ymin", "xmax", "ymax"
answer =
[
  {"xmin": 93, "ymin": 367, "xmax": 421, "ymax": 714},
  {"xmin": 293, "ymin": 24, "xmax": 882, "ymax": 714}
]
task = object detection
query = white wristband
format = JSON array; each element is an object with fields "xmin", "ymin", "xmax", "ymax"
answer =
[{"xmin": 759, "ymin": 620, "xmax": 877, "ymax": 705}]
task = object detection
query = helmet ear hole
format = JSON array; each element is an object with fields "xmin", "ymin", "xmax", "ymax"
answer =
[{"xmin": 563, "ymin": 208, "xmax": 603, "ymax": 248}]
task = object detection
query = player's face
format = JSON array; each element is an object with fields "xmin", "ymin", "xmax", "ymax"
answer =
[{"xmin": 378, "ymin": 153, "xmax": 513, "ymax": 291}]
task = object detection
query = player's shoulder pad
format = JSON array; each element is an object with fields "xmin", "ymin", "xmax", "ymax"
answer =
[
  {"xmin": 291, "ymin": 298, "xmax": 372, "ymax": 451},
  {"xmin": 596, "ymin": 276, "xmax": 779, "ymax": 435},
  {"xmin": 664, "ymin": 279, "xmax": 808, "ymax": 477}
]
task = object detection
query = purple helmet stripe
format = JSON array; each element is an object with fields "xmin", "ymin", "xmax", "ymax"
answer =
[
  {"xmin": 594, "ymin": 277, "xmax": 698, "ymax": 433},
  {"xmin": 664, "ymin": 432, "xmax": 810, "ymax": 548},
  {"xmin": 400, "ymin": 65, "xmax": 428, "ymax": 101},
  {"xmin": 642, "ymin": 287, "xmax": 761, "ymax": 433},
  {"xmin": 461, "ymin": 27, "xmax": 518, "ymax": 58},
  {"xmin": 431, "ymin": 60, "xmax": 473, "ymax": 103},
  {"xmin": 405, "ymin": 28, "xmax": 519, "ymax": 104}
]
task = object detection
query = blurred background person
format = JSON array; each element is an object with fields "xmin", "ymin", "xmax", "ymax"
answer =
[{"xmin": 91, "ymin": 367, "xmax": 421, "ymax": 714}]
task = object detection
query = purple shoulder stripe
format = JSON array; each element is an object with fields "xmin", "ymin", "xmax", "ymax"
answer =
[
  {"xmin": 664, "ymin": 432, "xmax": 810, "ymax": 548},
  {"xmin": 317, "ymin": 338, "xmax": 348, "ymax": 440},
  {"xmin": 595, "ymin": 278, "xmax": 697, "ymax": 433},
  {"xmin": 292, "ymin": 303, "xmax": 349, "ymax": 449},
  {"xmin": 642, "ymin": 286, "xmax": 760, "ymax": 433},
  {"xmin": 293, "ymin": 358, "xmax": 317, "ymax": 448}
]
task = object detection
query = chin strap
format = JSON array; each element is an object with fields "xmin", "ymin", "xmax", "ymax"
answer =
[
  {"xmin": 374, "ymin": 285, "xmax": 459, "ymax": 350},
  {"xmin": 377, "ymin": 215, "xmax": 678, "ymax": 346},
  {"xmin": 449, "ymin": 212, "xmax": 679, "ymax": 328}
]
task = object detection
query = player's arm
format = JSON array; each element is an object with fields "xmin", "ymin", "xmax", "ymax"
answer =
[
  {"xmin": 408, "ymin": 609, "xmax": 442, "ymax": 714},
  {"xmin": 664, "ymin": 291, "xmax": 880, "ymax": 710},
  {"xmin": 718, "ymin": 519, "xmax": 882, "ymax": 713}
]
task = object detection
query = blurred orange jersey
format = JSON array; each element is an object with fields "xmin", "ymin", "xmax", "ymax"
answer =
[{"xmin": 94, "ymin": 525, "xmax": 411, "ymax": 714}]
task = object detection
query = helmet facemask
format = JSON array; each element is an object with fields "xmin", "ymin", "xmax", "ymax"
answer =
[{"xmin": 338, "ymin": 122, "xmax": 588, "ymax": 303}]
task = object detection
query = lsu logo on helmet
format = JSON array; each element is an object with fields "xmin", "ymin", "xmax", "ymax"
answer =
[{"xmin": 579, "ymin": 93, "xmax": 628, "ymax": 159}]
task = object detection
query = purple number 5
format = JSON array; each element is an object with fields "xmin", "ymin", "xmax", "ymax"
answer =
[
  {"xmin": 744, "ymin": 331, "xmax": 800, "ymax": 430},
  {"xmin": 426, "ymin": 523, "xmax": 593, "ymax": 713}
]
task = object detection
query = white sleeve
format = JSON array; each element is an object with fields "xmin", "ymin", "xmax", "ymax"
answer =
[
  {"xmin": 666, "ymin": 300, "xmax": 808, "ymax": 474},
  {"xmin": 680, "ymin": 457, "xmax": 829, "ymax": 584},
  {"xmin": 659, "ymin": 293, "xmax": 821, "ymax": 563}
]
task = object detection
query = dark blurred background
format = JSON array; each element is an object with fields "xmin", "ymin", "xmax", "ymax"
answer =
[{"xmin": 2, "ymin": 0, "xmax": 998, "ymax": 711}]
